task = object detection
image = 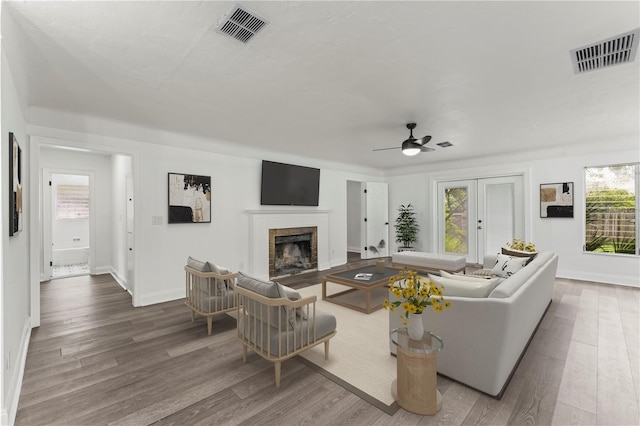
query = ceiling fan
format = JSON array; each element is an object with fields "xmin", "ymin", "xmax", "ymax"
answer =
[{"xmin": 373, "ymin": 123, "xmax": 434, "ymax": 156}]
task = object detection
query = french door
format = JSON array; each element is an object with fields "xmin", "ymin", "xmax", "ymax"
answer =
[{"xmin": 437, "ymin": 176, "xmax": 524, "ymax": 264}]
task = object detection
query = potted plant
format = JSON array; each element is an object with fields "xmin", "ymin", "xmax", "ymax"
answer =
[
  {"xmin": 395, "ymin": 204, "xmax": 419, "ymax": 249},
  {"xmin": 368, "ymin": 239, "xmax": 386, "ymax": 273}
]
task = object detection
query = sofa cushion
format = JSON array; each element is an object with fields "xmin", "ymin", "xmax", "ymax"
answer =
[
  {"xmin": 490, "ymin": 254, "xmax": 529, "ymax": 278},
  {"xmin": 427, "ymin": 274, "xmax": 500, "ymax": 298},
  {"xmin": 187, "ymin": 256, "xmax": 210, "ymax": 272}
]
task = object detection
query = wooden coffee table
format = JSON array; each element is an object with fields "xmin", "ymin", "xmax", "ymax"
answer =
[{"xmin": 322, "ymin": 265, "xmax": 403, "ymax": 314}]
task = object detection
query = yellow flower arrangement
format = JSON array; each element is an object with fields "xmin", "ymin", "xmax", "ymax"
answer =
[
  {"xmin": 506, "ymin": 238, "xmax": 537, "ymax": 252},
  {"xmin": 383, "ymin": 270, "xmax": 450, "ymax": 325}
]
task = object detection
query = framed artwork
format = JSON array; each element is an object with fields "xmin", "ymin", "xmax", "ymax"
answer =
[
  {"xmin": 9, "ymin": 132, "xmax": 23, "ymax": 236},
  {"xmin": 540, "ymin": 182, "xmax": 574, "ymax": 218},
  {"xmin": 168, "ymin": 173, "xmax": 211, "ymax": 224}
]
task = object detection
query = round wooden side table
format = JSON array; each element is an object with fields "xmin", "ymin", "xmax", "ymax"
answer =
[{"xmin": 390, "ymin": 328, "xmax": 443, "ymax": 415}]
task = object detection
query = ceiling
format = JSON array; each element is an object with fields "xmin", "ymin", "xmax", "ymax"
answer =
[{"xmin": 3, "ymin": 1, "xmax": 639, "ymax": 170}]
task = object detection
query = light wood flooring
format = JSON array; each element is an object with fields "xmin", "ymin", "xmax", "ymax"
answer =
[{"xmin": 15, "ymin": 256, "xmax": 640, "ymax": 425}]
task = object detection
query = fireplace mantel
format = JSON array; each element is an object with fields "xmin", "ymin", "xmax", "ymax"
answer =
[{"xmin": 246, "ymin": 210, "xmax": 331, "ymax": 280}]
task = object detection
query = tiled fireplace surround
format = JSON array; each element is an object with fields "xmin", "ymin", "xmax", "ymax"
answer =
[
  {"xmin": 246, "ymin": 210, "xmax": 331, "ymax": 281},
  {"xmin": 269, "ymin": 226, "xmax": 318, "ymax": 278}
]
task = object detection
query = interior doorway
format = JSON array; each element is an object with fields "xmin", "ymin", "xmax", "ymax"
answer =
[
  {"xmin": 43, "ymin": 172, "xmax": 94, "ymax": 280},
  {"xmin": 437, "ymin": 175, "xmax": 524, "ymax": 264}
]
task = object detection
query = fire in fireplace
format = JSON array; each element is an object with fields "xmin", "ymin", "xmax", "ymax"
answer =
[{"xmin": 269, "ymin": 227, "xmax": 318, "ymax": 278}]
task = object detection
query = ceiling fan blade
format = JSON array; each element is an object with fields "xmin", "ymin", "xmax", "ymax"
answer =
[
  {"xmin": 372, "ymin": 147, "xmax": 401, "ymax": 152},
  {"xmin": 416, "ymin": 135, "xmax": 432, "ymax": 145},
  {"xmin": 419, "ymin": 146, "xmax": 435, "ymax": 152}
]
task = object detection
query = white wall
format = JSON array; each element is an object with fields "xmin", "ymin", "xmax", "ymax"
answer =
[
  {"xmin": 388, "ymin": 144, "xmax": 640, "ymax": 287},
  {"xmin": 29, "ymin": 121, "xmax": 382, "ymax": 308},
  {"xmin": 40, "ymin": 148, "xmax": 113, "ymax": 275},
  {"xmin": 1, "ymin": 39, "xmax": 30, "ymax": 426}
]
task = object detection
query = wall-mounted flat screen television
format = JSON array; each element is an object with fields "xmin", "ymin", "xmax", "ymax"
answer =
[{"xmin": 260, "ymin": 160, "xmax": 320, "ymax": 206}]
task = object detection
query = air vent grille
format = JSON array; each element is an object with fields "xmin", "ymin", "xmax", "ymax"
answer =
[
  {"xmin": 571, "ymin": 29, "xmax": 639, "ymax": 74},
  {"xmin": 216, "ymin": 5, "xmax": 269, "ymax": 44},
  {"xmin": 437, "ymin": 141, "xmax": 453, "ymax": 148}
]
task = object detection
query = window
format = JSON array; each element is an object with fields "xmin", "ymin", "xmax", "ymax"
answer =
[
  {"xmin": 584, "ymin": 164, "xmax": 638, "ymax": 255},
  {"xmin": 56, "ymin": 185, "xmax": 89, "ymax": 219}
]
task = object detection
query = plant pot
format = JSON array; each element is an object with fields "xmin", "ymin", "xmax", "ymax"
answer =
[{"xmin": 375, "ymin": 259, "xmax": 385, "ymax": 273}]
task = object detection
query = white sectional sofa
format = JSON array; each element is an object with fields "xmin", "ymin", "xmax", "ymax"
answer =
[{"xmin": 389, "ymin": 251, "xmax": 559, "ymax": 398}]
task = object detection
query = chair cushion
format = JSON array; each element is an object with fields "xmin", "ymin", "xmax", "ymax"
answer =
[{"xmin": 208, "ymin": 262, "xmax": 234, "ymax": 295}]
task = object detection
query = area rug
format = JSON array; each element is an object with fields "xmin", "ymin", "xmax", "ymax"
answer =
[{"xmin": 296, "ymin": 282, "xmax": 399, "ymax": 414}]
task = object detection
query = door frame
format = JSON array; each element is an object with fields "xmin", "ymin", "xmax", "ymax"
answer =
[
  {"xmin": 431, "ymin": 169, "xmax": 532, "ymax": 264},
  {"xmin": 42, "ymin": 169, "xmax": 96, "ymax": 280}
]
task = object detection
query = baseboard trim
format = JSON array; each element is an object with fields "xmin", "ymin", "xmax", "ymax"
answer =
[
  {"xmin": 110, "ymin": 268, "xmax": 129, "ymax": 292},
  {"xmin": 5, "ymin": 317, "xmax": 32, "ymax": 425},
  {"xmin": 139, "ymin": 288, "xmax": 185, "ymax": 306}
]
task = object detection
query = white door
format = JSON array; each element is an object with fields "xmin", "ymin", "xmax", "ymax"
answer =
[
  {"xmin": 437, "ymin": 180, "xmax": 478, "ymax": 263},
  {"xmin": 477, "ymin": 176, "xmax": 524, "ymax": 260},
  {"xmin": 363, "ymin": 182, "xmax": 389, "ymax": 259},
  {"xmin": 438, "ymin": 175, "xmax": 524, "ymax": 264}
]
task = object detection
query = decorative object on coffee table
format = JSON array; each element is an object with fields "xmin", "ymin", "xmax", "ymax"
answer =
[
  {"xmin": 384, "ymin": 270, "xmax": 450, "ymax": 337},
  {"xmin": 368, "ymin": 239, "xmax": 387, "ymax": 273},
  {"xmin": 390, "ymin": 328, "xmax": 443, "ymax": 415},
  {"xmin": 395, "ymin": 204, "xmax": 419, "ymax": 249}
]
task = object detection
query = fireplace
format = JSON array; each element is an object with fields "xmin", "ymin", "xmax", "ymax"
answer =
[{"xmin": 269, "ymin": 226, "xmax": 318, "ymax": 279}]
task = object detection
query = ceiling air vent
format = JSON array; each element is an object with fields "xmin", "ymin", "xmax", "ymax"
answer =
[
  {"xmin": 571, "ymin": 29, "xmax": 639, "ymax": 74},
  {"xmin": 216, "ymin": 4, "xmax": 269, "ymax": 44},
  {"xmin": 437, "ymin": 141, "xmax": 453, "ymax": 148}
]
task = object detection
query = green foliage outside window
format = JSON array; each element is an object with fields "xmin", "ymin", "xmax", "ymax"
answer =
[
  {"xmin": 444, "ymin": 188, "xmax": 468, "ymax": 254},
  {"xmin": 585, "ymin": 164, "xmax": 636, "ymax": 255}
]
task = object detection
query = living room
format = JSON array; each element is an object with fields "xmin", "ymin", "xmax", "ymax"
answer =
[{"xmin": 2, "ymin": 1, "xmax": 639, "ymax": 425}]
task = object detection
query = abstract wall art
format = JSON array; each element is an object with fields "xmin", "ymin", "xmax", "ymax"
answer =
[
  {"xmin": 168, "ymin": 173, "xmax": 211, "ymax": 224},
  {"xmin": 540, "ymin": 182, "xmax": 574, "ymax": 218},
  {"xmin": 9, "ymin": 132, "xmax": 23, "ymax": 236}
]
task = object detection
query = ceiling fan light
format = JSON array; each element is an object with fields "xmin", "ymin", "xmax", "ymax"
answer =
[
  {"xmin": 402, "ymin": 140, "xmax": 421, "ymax": 156},
  {"xmin": 402, "ymin": 147, "xmax": 420, "ymax": 156}
]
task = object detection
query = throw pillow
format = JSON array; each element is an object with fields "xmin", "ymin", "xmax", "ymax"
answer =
[
  {"xmin": 469, "ymin": 269, "xmax": 495, "ymax": 277},
  {"xmin": 208, "ymin": 262, "xmax": 233, "ymax": 295},
  {"xmin": 490, "ymin": 254, "xmax": 529, "ymax": 278},
  {"xmin": 275, "ymin": 282, "xmax": 308, "ymax": 321},
  {"xmin": 427, "ymin": 274, "xmax": 500, "ymax": 298},
  {"xmin": 439, "ymin": 270, "xmax": 495, "ymax": 281}
]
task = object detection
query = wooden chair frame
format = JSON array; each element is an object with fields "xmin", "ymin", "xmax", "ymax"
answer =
[{"xmin": 235, "ymin": 285, "xmax": 337, "ymax": 388}]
